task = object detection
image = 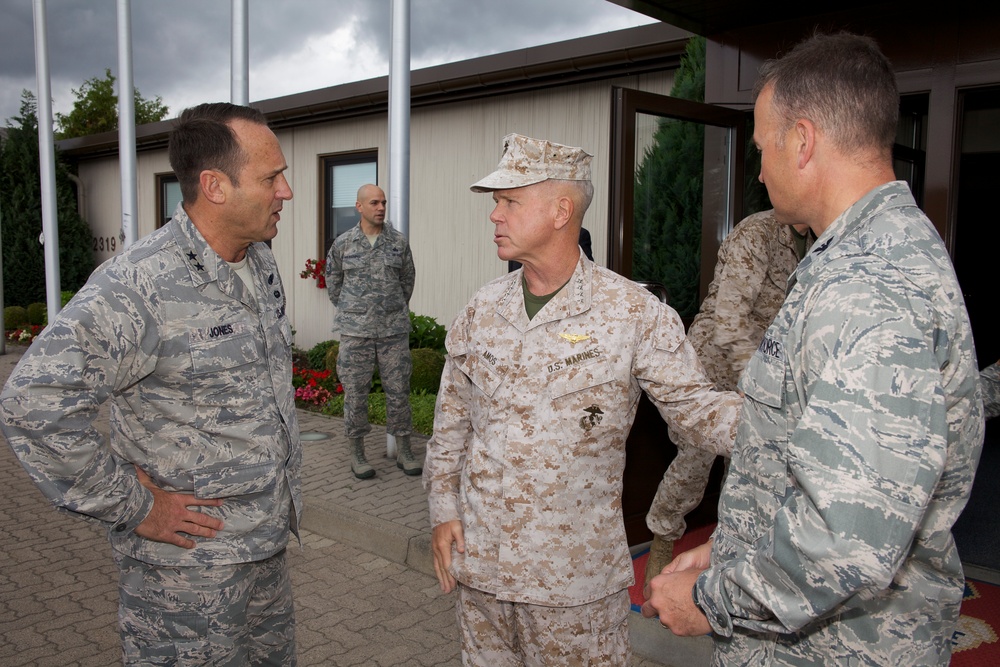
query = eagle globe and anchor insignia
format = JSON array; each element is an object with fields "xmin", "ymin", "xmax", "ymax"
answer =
[{"xmin": 580, "ymin": 405, "xmax": 604, "ymax": 432}]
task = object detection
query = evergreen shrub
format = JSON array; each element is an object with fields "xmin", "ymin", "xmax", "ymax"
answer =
[
  {"xmin": 4, "ymin": 306, "xmax": 28, "ymax": 329},
  {"xmin": 26, "ymin": 302, "xmax": 47, "ymax": 326},
  {"xmin": 410, "ymin": 348, "xmax": 445, "ymax": 394},
  {"xmin": 306, "ymin": 339, "xmax": 337, "ymax": 370}
]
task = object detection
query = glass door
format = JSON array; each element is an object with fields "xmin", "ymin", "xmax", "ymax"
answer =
[
  {"xmin": 609, "ymin": 87, "xmax": 748, "ymax": 318},
  {"xmin": 609, "ymin": 87, "xmax": 749, "ymax": 545}
]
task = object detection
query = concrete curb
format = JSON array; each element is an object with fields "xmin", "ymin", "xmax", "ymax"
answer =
[{"xmin": 301, "ymin": 496, "xmax": 436, "ymax": 577}]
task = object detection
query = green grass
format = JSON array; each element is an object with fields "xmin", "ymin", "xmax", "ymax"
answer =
[{"xmin": 318, "ymin": 391, "xmax": 436, "ymax": 436}]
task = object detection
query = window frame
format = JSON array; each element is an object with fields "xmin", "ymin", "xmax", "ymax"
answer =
[
  {"xmin": 319, "ymin": 150, "xmax": 379, "ymax": 259},
  {"xmin": 156, "ymin": 173, "xmax": 182, "ymax": 229}
]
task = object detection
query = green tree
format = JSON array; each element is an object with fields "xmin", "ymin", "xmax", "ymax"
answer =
[
  {"xmin": 632, "ymin": 36, "xmax": 706, "ymax": 318},
  {"xmin": 55, "ymin": 68, "xmax": 168, "ymax": 139},
  {"xmin": 1, "ymin": 91, "xmax": 95, "ymax": 308}
]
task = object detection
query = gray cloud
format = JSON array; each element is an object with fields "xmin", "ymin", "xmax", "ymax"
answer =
[{"xmin": 0, "ymin": 0, "xmax": 653, "ymax": 124}]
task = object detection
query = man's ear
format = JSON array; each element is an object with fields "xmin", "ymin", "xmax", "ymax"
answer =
[
  {"xmin": 795, "ymin": 119, "xmax": 816, "ymax": 170},
  {"xmin": 200, "ymin": 169, "xmax": 227, "ymax": 204},
  {"xmin": 553, "ymin": 195, "xmax": 574, "ymax": 231}
]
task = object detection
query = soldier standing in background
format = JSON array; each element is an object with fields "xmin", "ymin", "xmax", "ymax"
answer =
[
  {"xmin": 643, "ymin": 33, "xmax": 984, "ymax": 666},
  {"xmin": 424, "ymin": 133, "xmax": 741, "ymax": 665},
  {"xmin": 0, "ymin": 103, "xmax": 301, "ymax": 664},
  {"xmin": 644, "ymin": 210, "xmax": 812, "ymax": 582},
  {"xmin": 326, "ymin": 184, "xmax": 419, "ymax": 478}
]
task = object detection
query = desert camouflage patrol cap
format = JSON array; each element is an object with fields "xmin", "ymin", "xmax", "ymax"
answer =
[{"xmin": 470, "ymin": 133, "xmax": 593, "ymax": 192}]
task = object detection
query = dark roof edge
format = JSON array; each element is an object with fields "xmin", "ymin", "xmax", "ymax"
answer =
[{"xmin": 60, "ymin": 22, "xmax": 690, "ymax": 160}]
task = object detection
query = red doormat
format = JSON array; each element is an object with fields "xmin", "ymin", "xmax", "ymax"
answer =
[{"xmin": 629, "ymin": 526, "xmax": 1000, "ymax": 664}]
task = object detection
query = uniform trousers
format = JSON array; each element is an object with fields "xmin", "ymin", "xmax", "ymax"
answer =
[
  {"xmin": 338, "ymin": 332, "xmax": 412, "ymax": 438},
  {"xmin": 645, "ymin": 438, "xmax": 718, "ymax": 541},
  {"xmin": 456, "ymin": 584, "xmax": 629, "ymax": 666},
  {"xmin": 115, "ymin": 549, "xmax": 295, "ymax": 666}
]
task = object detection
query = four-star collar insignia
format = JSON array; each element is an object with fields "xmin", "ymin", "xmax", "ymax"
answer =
[{"xmin": 559, "ymin": 332, "xmax": 590, "ymax": 344}]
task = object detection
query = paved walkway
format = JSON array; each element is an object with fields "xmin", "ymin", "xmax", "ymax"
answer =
[{"xmin": 0, "ymin": 345, "xmax": 683, "ymax": 666}]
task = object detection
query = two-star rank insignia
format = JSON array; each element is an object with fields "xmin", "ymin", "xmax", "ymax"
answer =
[
  {"xmin": 559, "ymin": 333, "xmax": 590, "ymax": 344},
  {"xmin": 186, "ymin": 251, "xmax": 205, "ymax": 271}
]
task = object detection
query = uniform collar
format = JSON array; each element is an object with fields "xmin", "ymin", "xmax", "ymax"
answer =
[
  {"xmin": 168, "ymin": 204, "xmax": 263, "ymax": 311},
  {"xmin": 497, "ymin": 247, "xmax": 592, "ymax": 332},
  {"xmin": 793, "ymin": 181, "xmax": 914, "ymax": 284},
  {"xmin": 349, "ymin": 221, "xmax": 395, "ymax": 247}
]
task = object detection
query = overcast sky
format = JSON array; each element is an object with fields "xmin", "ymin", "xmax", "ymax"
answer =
[{"xmin": 0, "ymin": 0, "xmax": 656, "ymax": 126}]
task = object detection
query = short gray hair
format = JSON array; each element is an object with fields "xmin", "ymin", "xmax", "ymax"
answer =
[{"xmin": 754, "ymin": 33, "xmax": 898, "ymax": 159}]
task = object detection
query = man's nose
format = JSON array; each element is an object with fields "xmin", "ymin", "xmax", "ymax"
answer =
[{"xmin": 278, "ymin": 175, "xmax": 293, "ymax": 200}]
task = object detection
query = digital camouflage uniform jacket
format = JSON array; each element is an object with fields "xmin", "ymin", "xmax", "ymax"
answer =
[
  {"xmin": 687, "ymin": 210, "xmax": 812, "ymax": 392},
  {"xmin": 981, "ymin": 361, "xmax": 1000, "ymax": 420},
  {"xmin": 424, "ymin": 252, "xmax": 741, "ymax": 606},
  {"xmin": 0, "ymin": 207, "xmax": 302, "ymax": 567},
  {"xmin": 326, "ymin": 223, "xmax": 415, "ymax": 337},
  {"xmin": 646, "ymin": 211, "xmax": 811, "ymax": 541},
  {"xmin": 697, "ymin": 182, "xmax": 984, "ymax": 665}
]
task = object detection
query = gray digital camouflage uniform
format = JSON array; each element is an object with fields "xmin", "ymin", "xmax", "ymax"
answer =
[
  {"xmin": 647, "ymin": 211, "xmax": 811, "ymax": 541},
  {"xmin": 424, "ymin": 250, "xmax": 741, "ymax": 608},
  {"xmin": 695, "ymin": 182, "xmax": 984, "ymax": 665},
  {"xmin": 0, "ymin": 206, "xmax": 301, "ymax": 565},
  {"xmin": 0, "ymin": 205, "xmax": 302, "ymax": 662},
  {"xmin": 326, "ymin": 222, "xmax": 415, "ymax": 437},
  {"xmin": 981, "ymin": 361, "xmax": 1000, "ymax": 420}
]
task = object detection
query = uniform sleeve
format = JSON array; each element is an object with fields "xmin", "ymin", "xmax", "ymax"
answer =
[
  {"xmin": 0, "ymin": 268, "xmax": 159, "ymax": 532},
  {"xmin": 325, "ymin": 239, "xmax": 344, "ymax": 306},
  {"xmin": 697, "ymin": 272, "xmax": 953, "ymax": 635},
  {"xmin": 712, "ymin": 223, "xmax": 772, "ymax": 379},
  {"xmin": 633, "ymin": 298, "xmax": 742, "ymax": 457},
  {"xmin": 401, "ymin": 239, "xmax": 415, "ymax": 303},
  {"xmin": 422, "ymin": 307, "xmax": 475, "ymax": 526},
  {"xmin": 981, "ymin": 361, "xmax": 1000, "ymax": 420}
]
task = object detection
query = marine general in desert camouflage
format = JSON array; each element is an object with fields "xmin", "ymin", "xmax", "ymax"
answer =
[
  {"xmin": 644, "ymin": 210, "xmax": 812, "ymax": 581},
  {"xmin": 423, "ymin": 133, "xmax": 741, "ymax": 666},
  {"xmin": 0, "ymin": 103, "xmax": 301, "ymax": 665},
  {"xmin": 642, "ymin": 33, "xmax": 984, "ymax": 667}
]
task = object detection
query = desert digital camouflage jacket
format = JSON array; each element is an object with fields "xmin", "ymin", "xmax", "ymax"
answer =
[
  {"xmin": 326, "ymin": 223, "xmax": 415, "ymax": 338},
  {"xmin": 696, "ymin": 182, "xmax": 984, "ymax": 665},
  {"xmin": 424, "ymin": 252, "xmax": 741, "ymax": 606},
  {"xmin": 981, "ymin": 361, "xmax": 1000, "ymax": 420},
  {"xmin": 687, "ymin": 210, "xmax": 811, "ymax": 391},
  {"xmin": 0, "ymin": 207, "xmax": 302, "ymax": 567}
]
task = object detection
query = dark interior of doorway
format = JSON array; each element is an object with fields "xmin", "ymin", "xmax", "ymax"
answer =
[{"xmin": 951, "ymin": 86, "xmax": 1000, "ymax": 579}]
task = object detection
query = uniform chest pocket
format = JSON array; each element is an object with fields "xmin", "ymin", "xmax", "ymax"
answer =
[
  {"xmin": 547, "ymin": 355, "xmax": 615, "ymax": 399},
  {"xmin": 733, "ymin": 341, "xmax": 790, "ymax": 495},
  {"xmin": 456, "ymin": 352, "xmax": 504, "ymax": 398},
  {"xmin": 739, "ymin": 339, "xmax": 785, "ymax": 410},
  {"xmin": 190, "ymin": 324, "xmax": 259, "ymax": 374},
  {"xmin": 341, "ymin": 253, "xmax": 367, "ymax": 271},
  {"xmin": 381, "ymin": 250, "xmax": 404, "ymax": 269}
]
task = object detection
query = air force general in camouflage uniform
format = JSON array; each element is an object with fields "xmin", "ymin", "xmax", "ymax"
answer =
[
  {"xmin": 642, "ymin": 34, "xmax": 984, "ymax": 666},
  {"xmin": 0, "ymin": 104, "xmax": 301, "ymax": 665},
  {"xmin": 325, "ymin": 184, "xmax": 419, "ymax": 478},
  {"xmin": 645, "ymin": 211, "xmax": 812, "ymax": 581},
  {"xmin": 424, "ymin": 133, "xmax": 742, "ymax": 666}
]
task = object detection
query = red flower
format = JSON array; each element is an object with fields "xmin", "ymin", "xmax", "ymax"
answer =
[{"xmin": 300, "ymin": 258, "xmax": 327, "ymax": 289}]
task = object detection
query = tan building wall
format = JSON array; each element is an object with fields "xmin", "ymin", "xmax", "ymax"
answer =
[{"xmin": 75, "ymin": 69, "xmax": 674, "ymax": 350}]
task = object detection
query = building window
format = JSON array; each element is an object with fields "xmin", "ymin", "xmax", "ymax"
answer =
[
  {"xmin": 322, "ymin": 151, "xmax": 377, "ymax": 258},
  {"xmin": 893, "ymin": 94, "xmax": 928, "ymax": 208},
  {"xmin": 157, "ymin": 173, "xmax": 182, "ymax": 228}
]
